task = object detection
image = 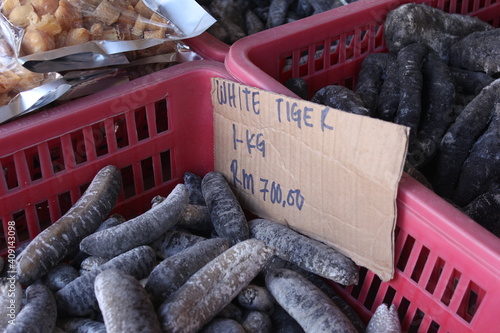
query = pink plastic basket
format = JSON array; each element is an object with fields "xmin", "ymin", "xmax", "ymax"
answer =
[
  {"xmin": 226, "ymin": 0, "xmax": 500, "ymax": 97},
  {"xmin": 342, "ymin": 173, "xmax": 500, "ymax": 332},
  {"xmin": 186, "ymin": 32, "xmax": 230, "ymax": 62},
  {"xmin": 0, "ymin": 60, "xmax": 231, "ymax": 252},
  {"xmin": 225, "ymin": 0, "xmax": 500, "ymax": 331},
  {"xmin": 1, "ymin": 23, "xmax": 499, "ymax": 332}
]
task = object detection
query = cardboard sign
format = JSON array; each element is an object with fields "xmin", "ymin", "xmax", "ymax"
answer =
[{"xmin": 211, "ymin": 78, "xmax": 409, "ymax": 281}]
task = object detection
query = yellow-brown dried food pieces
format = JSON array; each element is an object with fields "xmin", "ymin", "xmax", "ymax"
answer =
[
  {"xmin": 12, "ymin": 66, "xmax": 46, "ymax": 91},
  {"xmin": 31, "ymin": 0, "xmax": 59, "ymax": 16},
  {"xmin": 116, "ymin": 5, "xmax": 138, "ymax": 27},
  {"xmin": 55, "ymin": 0, "xmax": 83, "ymax": 31},
  {"xmin": 0, "ymin": 59, "xmax": 45, "ymax": 107},
  {"xmin": 1, "ymin": 0, "xmax": 175, "ymax": 56},
  {"xmin": 32, "ymin": 14, "xmax": 64, "ymax": 36},
  {"xmin": 93, "ymin": 0, "xmax": 121, "ymax": 26},
  {"xmin": 0, "ymin": 40, "xmax": 21, "ymax": 106},
  {"xmin": 8, "ymin": 4, "xmax": 36, "ymax": 28},
  {"xmin": 22, "ymin": 27, "xmax": 57, "ymax": 54},
  {"xmin": 0, "ymin": 68, "xmax": 21, "ymax": 94},
  {"xmin": 1, "ymin": 0, "xmax": 21, "ymax": 17},
  {"xmin": 134, "ymin": 0, "xmax": 155, "ymax": 18},
  {"xmin": 65, "ymin": 27, "xmax": 91, "ymax": 46},
  {"xmin": 0, "ymin": 93, "xmax": 11, "ymax": 106}
]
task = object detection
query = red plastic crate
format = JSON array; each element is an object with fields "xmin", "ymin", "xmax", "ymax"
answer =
[
  {"xmin": 186, "ymin": 32, "xmax": 231, "ymax": 63},
  {"xmin": 226, "ymin": 0, "xmax": 500, "ymax": 97},
  {"xmin": 345, "ymin": 173, "xmax": 500, "ymax": 332},
  {"xmin": 0, "ymin": 60, "xmax": 231, "ymax": 251},
  {"xmin": 1, "ymin": 28, "xmax": 499, "ymax": 333},
  {"xmin": 225, "ymin": 0, "xmax": 500, "ymax": 332}
]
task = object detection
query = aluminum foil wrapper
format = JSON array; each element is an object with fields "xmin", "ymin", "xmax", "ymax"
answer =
[
  {"xmin": 0, "ymin": 0, "xmax": 208, "ymax": 124},
  {"xmin": 0, "ymin": 75, "xmax": 71, "ymax": 124},
  {"xmin": 58, "ymin": 67, "xmax": 130, "ymax": 101},
  {"xmin": 0, "ymin": 40, "xmax": 201, "ymax": 123}
]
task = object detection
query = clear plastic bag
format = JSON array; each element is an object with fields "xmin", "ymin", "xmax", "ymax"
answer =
[
  {"xmin": 0, "ymin": 11, "xmax": 70, "ymax": 122},
  {"xmin": 1, "ymin": 0, "xmax": 215, "ymax": 72},
  {"xmin": 0, "ymin": 0, "xmax": 213, "ymax": 123}
]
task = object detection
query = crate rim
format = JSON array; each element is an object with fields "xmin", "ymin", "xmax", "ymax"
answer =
[
  {"xmin": 0, "ymin": 60, "xmax": 228, "ymax": 158},
  {"xmin": 398, "ymin": 174, "xmax": 500, "ymax": 277},
  {"xmin": 186, "ymin": 32, "xmax": 230, "ymax": 63},
  {"xmin": 225, "ymin": 0, "xmax": 395, "ymax": 96}
]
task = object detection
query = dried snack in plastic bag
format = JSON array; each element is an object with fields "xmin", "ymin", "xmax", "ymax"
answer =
[
  {"xmin": 1, "ymin": 0, "xmax": 215, "ymax": 72},
  {"xmin": 0, "ymin": 13, "xmax": 71, "ymax": 123},
  {"xmin": 0, "ymin": 62, "xmax": 46, "ymax": 99},
  {"xmin": 0, "ymin": 74, "xmax": 71, "ymax": 124},
  {"xmin": 0, "ymin": 19, "xmax": 36, "ymax": 85},
  {"xmin": 0, "ymin": 2, "xmax": 207, "ymax": 123}
]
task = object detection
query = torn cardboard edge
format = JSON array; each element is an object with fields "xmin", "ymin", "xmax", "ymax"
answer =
[{"xmin": 211, "ymin": 78, "xmax": 409, "ymax": 281}]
